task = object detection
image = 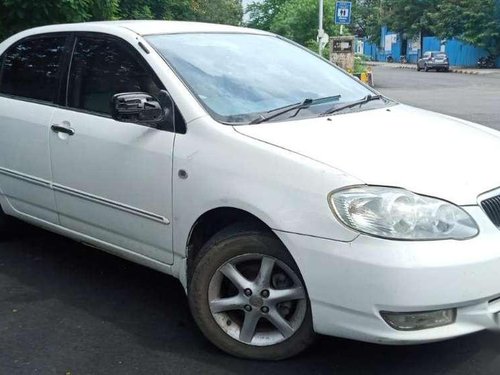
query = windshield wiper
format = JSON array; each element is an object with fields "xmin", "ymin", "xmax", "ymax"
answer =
[
  {"xmin": 250, "ymin": 95, "xmax": 341, "ymax": 124},
  {"xmin": 320, "ymin": 94, "xmax": 383, "ymax": 116}
]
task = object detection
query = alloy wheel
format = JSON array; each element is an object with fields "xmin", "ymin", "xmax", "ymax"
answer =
[{"xmin": 208, "ymin": 253, "xmax": 307, "ymax": 346}]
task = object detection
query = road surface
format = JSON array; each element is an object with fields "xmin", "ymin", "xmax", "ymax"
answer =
[{"xmin": 372, "ymin": 65, "xmax": 500, "ymax": 130}]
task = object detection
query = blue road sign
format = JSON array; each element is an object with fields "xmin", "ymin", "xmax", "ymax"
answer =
[{"xmin": 334, "ymin": 1, "xmax": 352, "ymax": 25}]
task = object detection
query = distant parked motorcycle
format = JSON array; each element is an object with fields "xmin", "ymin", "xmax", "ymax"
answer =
[
  {"xmin": 477, "ymin": 55, "xmax": 496, "ymax": 69},
  {"xmin": 400, "ymin": 55, "xmax": 408, "ymax": 64}
]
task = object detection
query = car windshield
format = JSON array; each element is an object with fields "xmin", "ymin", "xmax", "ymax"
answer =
[
  {"xmin": 433, "ymin": 52, "xmax": 447, "ymax": 58},
  {"xmin": 146, "ymin": 33, "xmax": 382, "ymax": 124}
]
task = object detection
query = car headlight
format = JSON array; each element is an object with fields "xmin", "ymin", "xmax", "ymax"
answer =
[{"xmin": 329, "ymin": 186, "xmax": 478, "ymax": 240}]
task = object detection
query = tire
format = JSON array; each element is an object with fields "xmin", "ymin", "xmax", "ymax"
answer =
[
  {"xmin": 0, "ymin": 206, "xmax": 11, "ymax": 235},
  {"xmin": 188, "ymin": 225, "xmax": 315, "ymax": 360},
  {"xmin": 417, "ymin": 66, "xmax": 421, "ymax": 72}
]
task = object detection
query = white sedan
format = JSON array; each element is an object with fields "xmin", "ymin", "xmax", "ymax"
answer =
[{"xmin": 0, "ymin": 21, "xmax": 499, "ymax": 360}]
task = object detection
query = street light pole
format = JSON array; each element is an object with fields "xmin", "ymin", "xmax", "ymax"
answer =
[{"xmin": 318, "ymin": 0, "xmax": 324, "ymax": 55}]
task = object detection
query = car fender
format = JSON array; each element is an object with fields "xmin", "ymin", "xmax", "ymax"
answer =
[{"xmin": 172, "ymin": 116, "xmax": 362, "ymax": 259}]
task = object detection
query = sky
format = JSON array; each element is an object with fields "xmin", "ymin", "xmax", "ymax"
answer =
[
  {"xmin": 242, "ymin": 0, "xmax": 262, "ymax": 7},
  {"xmin": 242, "ymin": 0, "xmax": 262, "ymax": 20}
]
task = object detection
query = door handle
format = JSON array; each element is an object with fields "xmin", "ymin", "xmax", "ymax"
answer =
[{"xmin": 51, "ymin": 124, "xmax": 75, "ymax": 136}]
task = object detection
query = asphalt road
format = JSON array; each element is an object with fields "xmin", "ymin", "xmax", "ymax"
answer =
[
  {"xmin": 2, "ymin": 68, "xmax": 500, "ymax": 375},
  {"xmin": 372, "ymin": 65, "xmax": 500, "ymax": 130}
]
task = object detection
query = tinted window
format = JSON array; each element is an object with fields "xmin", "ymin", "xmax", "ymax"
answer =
[
  {"xmin": 0, "ymin": 36, "xmax": 66, "ymax": 102},
  {"xmin": 68, "ymin": 36, "xmax": 162, "ymax": 116}
]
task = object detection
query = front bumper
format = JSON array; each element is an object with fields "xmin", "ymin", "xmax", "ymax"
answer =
[{"xmin": 275, "ymin": 206, "xmax": 500, "ymax": 344}]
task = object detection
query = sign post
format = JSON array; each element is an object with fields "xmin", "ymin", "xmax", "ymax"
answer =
[
  {"xmin": 331, "ymin": 1, "xmax": 354, "ymax": 71},
  {"xmin": 334, "ymin": 1, "xmax": 352, "ymax": 26},
  {"xmin": 318, "ymin": 0, "xmax": 327, "ymax": 55}
]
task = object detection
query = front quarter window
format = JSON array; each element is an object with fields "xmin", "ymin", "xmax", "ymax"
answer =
[{"xmin": 146, "ymin": 33, "xmax": 382, "ymax": 124}]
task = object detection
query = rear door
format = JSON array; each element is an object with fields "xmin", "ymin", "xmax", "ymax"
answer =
[
  {"xmin": 0, "ymin": 34, "xmax": 70, "ymax": 224},
  {"xmin": 49, "ymin": 34, "xmax": 175, "ymax": 264}
]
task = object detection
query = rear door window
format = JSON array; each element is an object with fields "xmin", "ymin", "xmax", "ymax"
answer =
[{"xmin": 0, "ymin": 36, "xmax": 67, "ymax": 103}]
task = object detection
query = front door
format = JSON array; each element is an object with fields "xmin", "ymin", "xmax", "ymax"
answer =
[{"xmin": 49, "ymin": 34, "xmax": 175, "ymax": 264}]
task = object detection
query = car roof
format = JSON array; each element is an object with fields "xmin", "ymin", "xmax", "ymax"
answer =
[{"xmin": 17, "ymin": 20, "xmax": 272, "ymax": 37}]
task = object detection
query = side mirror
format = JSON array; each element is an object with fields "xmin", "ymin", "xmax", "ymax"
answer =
[{"xmin": 112, "ymin": 92, "xmax": 164, "ymax": 125}]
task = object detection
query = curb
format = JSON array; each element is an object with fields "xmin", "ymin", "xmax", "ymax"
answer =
[
  {"xmin": 395, "ymin": 64, "xmax": 480, "ymax": 75},
  {"xmin": 450, "ymin": 69, "xmax": 479, "ymax": 75},
  {"xmin": 368, "ymin": 62, "xmax": 491, "ymax": 75}
]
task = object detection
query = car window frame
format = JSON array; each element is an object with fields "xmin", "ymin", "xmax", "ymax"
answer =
[
  {"xmin": 0, "ymin": 32, "xmax": 73, "ymax": 108},
  {"xmin": 64, "ymin": 32, "xmax": 165, "ymax": 118},
  {"xmin": 63, "ymin": 32, "xmax": 186, "ymax": 134}
]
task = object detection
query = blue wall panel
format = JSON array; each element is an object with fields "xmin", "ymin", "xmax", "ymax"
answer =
[
  {"xmin": 363, "ymin": 27, "xmax": 500, "ymax": 68},
  {"xmin": 445, "ymin": 39, "xmax": 489, "ymax": 67},
  {"xmin": 423, "ymin": 36, "xmax": 441, "ymax": 52},
  {"xmin": 363, "ymin": 40, "xmax": 378, "ymax": 60}
]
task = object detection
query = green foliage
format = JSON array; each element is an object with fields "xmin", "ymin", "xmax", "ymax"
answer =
[
  {"xmin": 0, "ymin": 0, "xmax": 90, "ymax": 40},
  {"xmin": 304, "ymin": 40, "xmax": 331, "ymax": 59},
  {"xmin": 118, "ymin": 0, "xmax": 197, "ymax": 21},
  {"xmin": 351, "ymin": 0, "xmax": 382, "ymax": 43},
  {"xmin": 380, "ymin": 0, "xmax": 436, "ymax": 37},
  {"xmin": 428, "ymin": 0, "xmax": 500, "ymax": 55},
  {"xmin": 353, "ymin": 55, "xmax": 367, "ymax": 74},
  {"xmin": 0, "ymin": 0, "xmax": 243, "ymax": 41},
  {"xmin": 377, "ymin": 0, "xmax": 499, "ymax": 54},
  {"xmin": 268, "ymin": 0, "xmax": 340, "ymax": 45},
  {"xmin": 192, "ymin": 0, "xmax": 243, "ymax": 25},
  {"xmin": 119, "ymin": 0, "xmax": 243, "ymax": 24},
  {"xmin": 245, "ymin": 0, "xmax": 288, "ymax": 30},
  {"xmin": 88, "ymin": 0, "xmax": 120, "ymax": 21}
]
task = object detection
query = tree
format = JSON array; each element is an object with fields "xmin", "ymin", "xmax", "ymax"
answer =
[
  {"xmin": 268, "ymin": 0, "xmax": 340, "ymax": 45},
  {"xmin": 245, "ymin": 0, "xmax": 288, "ymax": 30},
  {"xmin": 118, "ymin": 0, "xmax": 195, "ymax": 20},
  {"xmin": 429, "ymin": 0, "xmax": 500, "ymax": 55},
  {"xmin": 88, "ymin": 0, "xmax": 120, "ymax": 21},
  {"xmin": 380, "ymin": 0, "xmax": 437, "ymax": 38},
  {"xmin": 192, "ymin": 0, "xmax": 243, "ymax": 25},
  {"xmin": 119, "ymin": 0, "xmax": 243, "ymax": 25},
  {"xmin": 351, "ymin": 0, "xmax": 383, "ymax": 43},
  {"xmin": 0, "ymin": 0, "xmax": 91, "ymax": 40}
]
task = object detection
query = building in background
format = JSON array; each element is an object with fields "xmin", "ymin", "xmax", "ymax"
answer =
[{"xmin": 362, "ymin": 27, "xmax": 500, "ymax": 68}]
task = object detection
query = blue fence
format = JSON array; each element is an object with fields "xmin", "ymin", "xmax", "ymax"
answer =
[{"xmin": 362, "ymin": 27, "xmax": 499, "ymax": 68}]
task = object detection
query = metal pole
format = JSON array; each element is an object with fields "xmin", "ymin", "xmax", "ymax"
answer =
[{"xmin": 318, "ymin": 0, "xmax": 324, "ymax": 55}]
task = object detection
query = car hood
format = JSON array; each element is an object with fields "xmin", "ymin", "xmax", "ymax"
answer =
[{"xmin": 234, "ymin": 104, "xmax": 500, "ymax": 205}]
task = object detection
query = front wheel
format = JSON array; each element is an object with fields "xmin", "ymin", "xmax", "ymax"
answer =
[
  {"xmin": 188, "ymin": 226, "xmax": 315, "ymax": 360},
  {"xmin": 0, "ymin": 206, "xmax": 10, "ymax": 235}
]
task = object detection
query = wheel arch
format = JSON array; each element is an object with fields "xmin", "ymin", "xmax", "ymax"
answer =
[{"xmin": 185, "ymin": 206, "xmax": 285, "ymax": 283}]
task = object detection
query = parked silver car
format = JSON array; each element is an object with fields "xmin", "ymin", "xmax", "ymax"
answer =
[{"xmin": 417, "ymin": 51, "xmax": 450, "ymax": 72}]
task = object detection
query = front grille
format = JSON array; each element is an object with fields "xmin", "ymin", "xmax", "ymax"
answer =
[{"xmin": 481, "ymin": 195, "xmax": 500, "ymax": 227}]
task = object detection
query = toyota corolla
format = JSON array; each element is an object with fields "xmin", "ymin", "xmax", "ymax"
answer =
[{"xmin": 1, "ymin": 21, "xmax": 500, "ymax": 360}]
